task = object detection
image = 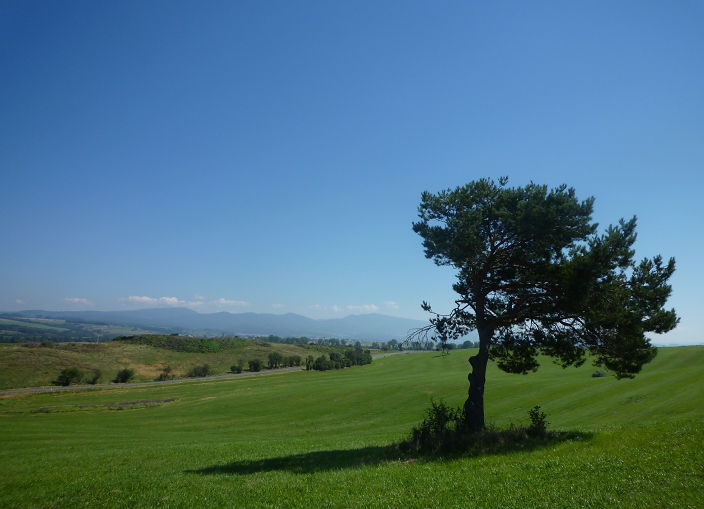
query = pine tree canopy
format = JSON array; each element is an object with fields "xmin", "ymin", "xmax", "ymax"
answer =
[{"xmin": 413, "ymin": 177, "xmax": 678, "ymax": 379}]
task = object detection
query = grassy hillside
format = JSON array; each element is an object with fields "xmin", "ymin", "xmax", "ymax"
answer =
[
  {"xmin": 0, "ymin": 337, "xmax": 333, "ymax": 389},
  {"xmin": 0, "ymin": 347, "xmax": 701, "ymax": 508}
]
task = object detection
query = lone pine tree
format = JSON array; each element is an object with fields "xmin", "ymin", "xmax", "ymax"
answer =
[{"xmin": 412, "ymin": 177, "xmax": 678, "ymax": 432}]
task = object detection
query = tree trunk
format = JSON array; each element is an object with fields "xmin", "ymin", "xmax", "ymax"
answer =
[{"xmin": 463, "ymin": 324, "xmax": 491, "ymax": 432}]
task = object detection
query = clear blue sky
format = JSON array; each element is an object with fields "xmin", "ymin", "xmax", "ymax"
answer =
[{"xmin": 1, "ymin": 1, "xmax": 702, "ymax": 344}]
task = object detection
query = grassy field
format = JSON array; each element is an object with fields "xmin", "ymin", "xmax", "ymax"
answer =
[
  {"xmin": 0, "ymin": 347, "xmax": 702, "ymax": 508},
  {"xmin": 0, "ymin": 339, "xmax": 334, "ymax": 389}
]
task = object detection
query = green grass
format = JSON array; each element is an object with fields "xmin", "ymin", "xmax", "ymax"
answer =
[
  {"xmin": 0, "ymin": 347, "xmax": 702, "ymax": 508},
  {"xmin": 0, "ymin": 339, "xmax": 333, "ymax": 389}
]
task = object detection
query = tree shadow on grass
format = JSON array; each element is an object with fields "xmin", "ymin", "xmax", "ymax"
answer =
[
  {"xmin": 188, "ymin": 445, "xmax": 397, "ymax": 475},
  {"xmin": 187, "ymin": 431, "xmax": 593, "ymax": 476}
]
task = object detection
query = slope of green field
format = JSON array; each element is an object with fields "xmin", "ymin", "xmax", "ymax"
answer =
[
  {"xmin": 0, "ymin": 339, "xmax": 333, "ymax": 389},
  {"xmin": 0, "ymin": 347, "xmax": 701, "ymax": 508}
]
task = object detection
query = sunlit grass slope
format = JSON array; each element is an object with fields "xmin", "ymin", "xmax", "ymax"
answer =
[
  {"xmin": 0, "ymin": 347, "xmax": 701, "ymax": 508},
  {"xmin": 0, "ymin": 339, "xmax": 332, "ymax": 389}
]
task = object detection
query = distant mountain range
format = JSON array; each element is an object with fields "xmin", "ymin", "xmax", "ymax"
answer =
[{"xmin": 11, "ymin": 308, "xmax": 429, "ymax": 341}]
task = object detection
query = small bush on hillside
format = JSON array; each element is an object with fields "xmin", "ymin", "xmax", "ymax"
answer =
[
  {"xmin": 405, "ymin": 399, "xmax": 463, "ymax": 454},
  {"xmin": 527, "ymin": 405, "xmax": 548, "ymax": 437},
  {"xmin": 156, "ymin": 366, "xmax": 174, "ymax": 381},
  {"xmin": 86, "ymin": 369, "xmax": 102, "ymax": 385},
  {"xmin": 186, "ymin": 364, "xmax": 213, "ymax": 378},
  {"xmin": 231, "ymin": 364, "xmax": 243, "ymax": 374},
  {"xmin": 248, "ymin": 359, "xmax": 263, "ymax": 372},
  {"xmin": 113, "ymin": 368, "xmax": 135, "ymax": 383},
  {"xmin": 53, "ymin": 367, "xmax": 83, "ymax": 386}
]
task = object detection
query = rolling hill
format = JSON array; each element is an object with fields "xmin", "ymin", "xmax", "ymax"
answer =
[
  {"xmin": 0, "ymin": 346, "xmax": 701, "ymax": 507},
  {"xmin": 7, "ymin": 307, "xmax": 428, "ymax": 341}
]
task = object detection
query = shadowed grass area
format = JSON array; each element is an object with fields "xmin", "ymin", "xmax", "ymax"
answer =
[
  {"xmin": 190, "ymin": 445, "xmax": 397, "ymax": 475},
  {"xmin": 190, "ymin": 430, "xmax": 593, "ymax": 475}
]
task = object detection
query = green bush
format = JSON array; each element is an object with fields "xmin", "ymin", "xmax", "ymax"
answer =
[
  {"xmin": 53, "ymin": 367, "xmax": 83, "ymax": 386},
  {"xmin": 313, "ymin": 355, "xmax": 334, "ymax": 371},
  {"xmin": 268, "ymin": 352, "xmax": 283, "ymax": 369},
  {"xmin": 308, "ymin": 348, "xmax": 372, "ymax": 371},
  {"xmin": 405, "ymin": 399, "xmax": 463, "ymax": 454},
  {"xmin": 286, "ymin": 355, "xmax": 302, "ymax": 367},
  {"xmin": 155, "ymin": 366, "xmax": 174, "ymax": 381},
  {"xmin": 248, "ymin": 359, "xmax": 263, "ymax": 372},
  {"xmin": 527, "ymin": 405, "xmax": 549, "ymax": 437},
  {"xmin": 231, "ymin": 364, "xmax": 243, "ymax": 374},
  {"xmin": 186, "ymin": 364, "xmax": 213, "ymax": 378},
  {"xmin": 400, "ymin": 402, "xmax": 552, "ymax": 455},
  {"xmin": 113, "ymin": 368, "xmax": 135, "ymax": 383}
]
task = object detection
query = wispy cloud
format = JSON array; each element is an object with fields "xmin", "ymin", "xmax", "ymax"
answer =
[
  {"xmin": 271, "ymin": 303, "xmax": 284, "ymax": 309},
  {"xmin": 121, "ymin": 295, "xmax": 249, "ymax": 309},
  {"xmin": 310, "ymin": 303, "xmax": 381, "ymax": 314},
  {"xmin": 384, "ymin": 301, "xmax": 400, "ymax": 310},
  {"xmin": 346, "ymin": 304, "xmax": 380, "ymax": 313},
  {"xmin": 122, "ymin": 296, "xmax": 186, "ymax": 306},
  {"xmin": 65, "ymin": 297, "xmax": 93, "ymax": 306},
  {"xmin": 15, "ymin": 299, "xmax": 25, "ymax": 305},
  {"xmin": 215, "ymin": 298, "xmax": 249, "ymax": 307}
]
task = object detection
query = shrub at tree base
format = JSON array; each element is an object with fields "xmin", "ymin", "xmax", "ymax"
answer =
[
  {"xmin": 527, "ymin": 405, "xmax": 548, "ymax": 437},
  {"xmin": 400, "ymin": 400, "xmax": 553, "ymax": 455}
]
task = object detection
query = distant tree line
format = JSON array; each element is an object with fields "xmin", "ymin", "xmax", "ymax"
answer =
[
  {"xmin": 305, "ymin": 348, "xmax": 373, "ymax": 371},
  {"xmin": 52, "ymin": 367, "xmax": 134, "ymax": 386},
  {"xmin": 113, "ymin": 334, "xmax": 248, "ymax": 353},
  {"xmin": 261, "ymin": 335, "xmax": 395, "ymax": 351},
  {"xmin": 402, "ymin": 339, "xmax": 480, "ymax": 352}
]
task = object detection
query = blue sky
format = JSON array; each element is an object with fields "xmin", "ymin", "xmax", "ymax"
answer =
[{"xmin": 1, "ymin": 1, "xmax": 702, "ymax": 344}]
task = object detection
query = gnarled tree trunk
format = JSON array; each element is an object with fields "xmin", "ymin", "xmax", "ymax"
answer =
[{"xmin": 462, "ymin": 324, "xmax": 491, "ymax": 432}]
